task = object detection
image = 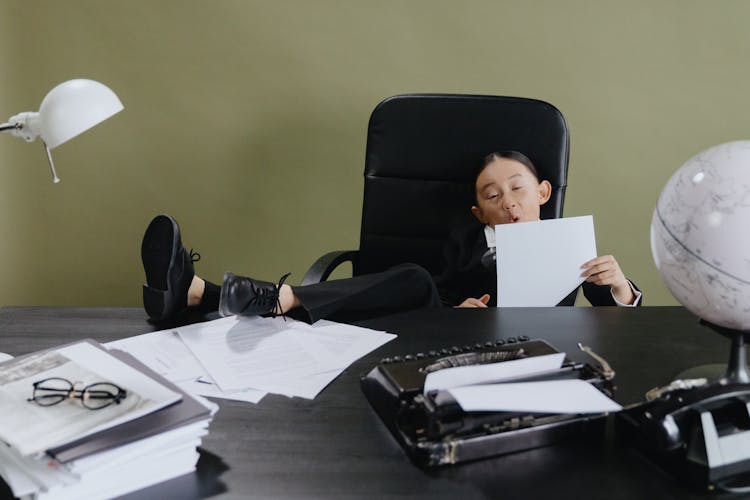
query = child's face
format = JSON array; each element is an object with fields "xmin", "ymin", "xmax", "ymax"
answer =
[{"xmin": 471, "ymin": 158, "xmax": 552, "ymax": 226}]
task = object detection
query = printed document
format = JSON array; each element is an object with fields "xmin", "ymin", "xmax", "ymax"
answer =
[
  {"xmin": 177, "ymin": 315, "xmax": 395, "ymax": 399},
  {"xmin": 106, "ymin": 327, "xmax": 266, "ymax": 404},
  {"xmin": 495, "ymin": 215, "xmax": 597, "ymax": 307}
]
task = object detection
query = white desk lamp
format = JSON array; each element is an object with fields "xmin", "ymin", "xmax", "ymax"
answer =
[{"xmin": 0, "ymin": 79, "xmax": 123, "ymax": 183}]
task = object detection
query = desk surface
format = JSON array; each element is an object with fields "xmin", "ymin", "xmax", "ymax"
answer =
[{"xmin": 0, "ymin": 306, "xmax": 735, "ymax": 499}]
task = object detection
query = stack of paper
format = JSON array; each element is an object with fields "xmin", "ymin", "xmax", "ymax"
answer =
[
  {"xmin": 108, "ymin": 315, "xmax": 397, "ymax": 401},
  {"xmin": 0, "ymin": 340, "xmax": 217, "ymax": 499}
]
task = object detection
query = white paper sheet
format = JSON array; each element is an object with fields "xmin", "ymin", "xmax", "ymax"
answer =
[
  {"xmin": 495, "ymin": 215, "xmax": 597, "ymax": 307},
  {"xmin": 423, "ymin": 353, "xmax": 565, "ymax": 394},
  {"xmin": 177, "ymin": 316, "xmax": 395, "ymax": 398},
  {"xmin": 107, "ymin": 329, "xmax": 207, "ymax": 382},
  {"xmin": 448, "ymin": 379, "xmax": 622, "ymax": 413},
  {"xmin": 177, "ymin": 377, "xmax": 265, "ymax": 404},
  {"xmin": 106, "ymin": 322, "xmax": 268, "ymax": 403}
]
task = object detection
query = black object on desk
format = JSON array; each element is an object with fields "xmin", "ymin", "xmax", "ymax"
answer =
[
  {"xmin": 616, "ymin": 321, "xmax": 750, "ymax": 493},
  {"xmin": 362, "ymin": 338, "xmax": 615, "ymax": 467}
]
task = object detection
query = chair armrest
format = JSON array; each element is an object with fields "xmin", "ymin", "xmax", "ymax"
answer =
[{"xmin": 301, "ymin": 250, "xmax": 359, "ymax": 285}]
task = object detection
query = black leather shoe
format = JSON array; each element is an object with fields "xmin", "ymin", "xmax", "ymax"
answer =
[
  {"xmin": 141, "ymin": 214, "xmax": 199, "ymax": 321},
  {"xmin": 218, "ymin": 272, "xmax": 291, "ymax": 317}
]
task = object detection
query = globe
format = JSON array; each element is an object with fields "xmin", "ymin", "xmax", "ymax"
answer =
[{"xmin": 651, "ymin": 140, "xmax": 750, "ymax": 331}]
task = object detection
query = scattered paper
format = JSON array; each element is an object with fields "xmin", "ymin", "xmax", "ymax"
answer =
[
  {"xmin": 177, "ymin": 377, "xmax": 265, "ymax": 404},
  {"xmin": 495, "ymin": 215, "xmax": 597, "ymax": 307},
  {"xmin": 448, "ymin": 379, "xmax": 622, "ymax": 414},
  {"xmin": 177, "ymin": 316, "xmax": 395, "ymax": 399}
]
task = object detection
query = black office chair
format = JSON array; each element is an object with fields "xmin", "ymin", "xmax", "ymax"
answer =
[{"xmin": 301, "ymin": 94, "xmax": 569, "ymax": 285}]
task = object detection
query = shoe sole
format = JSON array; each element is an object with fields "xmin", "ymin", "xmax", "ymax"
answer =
[{"xmin": 141, "ymin": 215, "xmax": 180, "ymax": 321}]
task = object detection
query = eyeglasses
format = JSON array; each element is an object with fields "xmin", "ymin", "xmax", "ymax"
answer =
[{"xmin": 27, "ymin": 377, "xmax": 127, "ymax": 410}]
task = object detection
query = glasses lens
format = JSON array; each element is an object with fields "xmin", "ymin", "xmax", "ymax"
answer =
[
  {"xmin": 82, "ymin": 383, "xmax": 123, "ymax": 409},
  {"xmin": 32, "ymin": 377, "xmax": 72, "ymax": 406}
]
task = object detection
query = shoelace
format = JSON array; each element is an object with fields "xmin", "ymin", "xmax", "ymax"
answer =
[
  {"xmin": 248, "ymin": 272, "xmax": 292, "ymax": 320},
  {"xmin": 189, "ymin": 249, "xmax": 201, "ymax": 263}
]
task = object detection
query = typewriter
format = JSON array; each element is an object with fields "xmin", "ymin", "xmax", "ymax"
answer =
[{"xmin": 361, "ymin": 337, "xmax": 615, "ymax": 467}]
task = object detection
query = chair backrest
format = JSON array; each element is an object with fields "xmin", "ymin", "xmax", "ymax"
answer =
[{"xmin": 354, "ymin": 94, "xmax": 569, "ymax": 277}]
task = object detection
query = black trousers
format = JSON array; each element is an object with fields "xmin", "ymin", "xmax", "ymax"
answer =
[{"xmin": 203, "ymin": 263, "xmax": 441, "ymax": 324}]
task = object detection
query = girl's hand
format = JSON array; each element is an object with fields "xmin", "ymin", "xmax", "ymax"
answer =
[
  {"xmin": 456, "ymin": 294, "xmax": 491, "ymax": 308},
  {"xmin": 581, "ymin": 255, "xmax": 635, "ymax": 305}
]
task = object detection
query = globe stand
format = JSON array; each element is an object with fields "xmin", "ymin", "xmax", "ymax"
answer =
[{"xmin": 674, "ymin": 319, "xmax": 750, "ymax": 384}]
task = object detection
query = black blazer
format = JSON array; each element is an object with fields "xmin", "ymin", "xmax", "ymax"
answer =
[{"xmin": 434, "ymin": 222, "xmax": 641, "ymax": 307}]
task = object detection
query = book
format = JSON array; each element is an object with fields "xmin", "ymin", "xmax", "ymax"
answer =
[
  {"xmin": 0, "ymin": 339, "xmax": 182, "ymax": 457},
  {"xmin": 46, "ymin": 347, "xmax": 213, "ymax": 463}
]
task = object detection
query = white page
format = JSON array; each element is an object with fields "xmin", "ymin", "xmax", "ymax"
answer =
[
  {"xmin": 178, "ymin": 377, "xmax": 266, "ymax": 404},
  {"xmin": 448, "ymin": 379, "xmax": 622, "ymax": 413},
  {"xmin": 177, "ymin": 316, "xmax": 395, "ymax": 398},
  {"xmin": 106, "ymin": 324, "xmax": 267, "ymax": 403},
  {"xmin": 177, "ymin": 316, "xmax": 343, "ymax": 393},
  {"xmin": 252, "ymin": 368, "xmax": 343, "ymax": 400},
  {"xmin": 495, "ymin": 215, "xmax": 597, "ymax": 307},
  {"xmin": 106, "ymin": 329, "xmax": 208, "ymax": 382},
  {"xmin": 423, "ymin": 353, "xmax": 565, "ymax": 394},
  {"xmin": 290, "ymin": 320, "xmax": 396, "ymax": 372}
]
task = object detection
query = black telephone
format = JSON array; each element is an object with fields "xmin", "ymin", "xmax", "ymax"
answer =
[{"xmin": 617, "ymin": 380, "xmax": 750, "ymax": 491}]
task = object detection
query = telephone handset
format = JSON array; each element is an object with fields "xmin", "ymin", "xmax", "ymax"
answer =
[{"xmin": 617, "ymin": 380, "xmax": 750, "ymax": 490}]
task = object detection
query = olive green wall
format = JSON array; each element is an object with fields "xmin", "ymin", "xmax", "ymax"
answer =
[{"xmin": 0, "ymin": 0, "xmax": 747, "ymax": 307}]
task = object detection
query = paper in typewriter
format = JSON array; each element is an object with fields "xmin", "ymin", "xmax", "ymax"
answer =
[
  {"xmin": 448, "ymin": 379, "xmax": 622, "ymax": 414},
  {"xmin": 495, "ymin": 215, "xmax": 597, "ymax": 307},
  {"xmin": 423, "ymin": 352, "xmax": 566, "ymax": 394}
]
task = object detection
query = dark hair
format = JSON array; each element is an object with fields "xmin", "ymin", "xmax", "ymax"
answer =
[{"xmin": 473, "ymin": 151, "xmax": 540, "ymax": 202}]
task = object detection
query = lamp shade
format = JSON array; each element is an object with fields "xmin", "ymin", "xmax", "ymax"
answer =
[{"xmin": 37, "ymin": 79, "xmax": 123, "ymax": 149}]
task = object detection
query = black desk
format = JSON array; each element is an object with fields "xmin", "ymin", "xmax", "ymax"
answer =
[{"xmin": 0, "ymin": 306, "xmax": 737, "ymax": 499}]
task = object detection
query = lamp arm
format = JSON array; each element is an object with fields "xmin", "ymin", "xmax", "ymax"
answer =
[
  {"xmin": 0, "ymin": 122, "xmax": 21, "ymax": 132},
  {"xmin": 2, "ymin": 113, "xmax": 40, "ymax": 142}
]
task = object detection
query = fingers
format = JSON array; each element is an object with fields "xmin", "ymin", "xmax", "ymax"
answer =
[
  {"xmin": 586, "ymin": 269, "xmax": 620, "ymax": 286},
  {"xmin": 456, "ymin": 295, "xmax": 491, "ymax": 308},
  {"xmin": 580, "ymin": 255, "xmax": 616, "ymax": 270},
  {"xmin": 581, "ymin": 254, "xmax": 627, "ymax": 288}
]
